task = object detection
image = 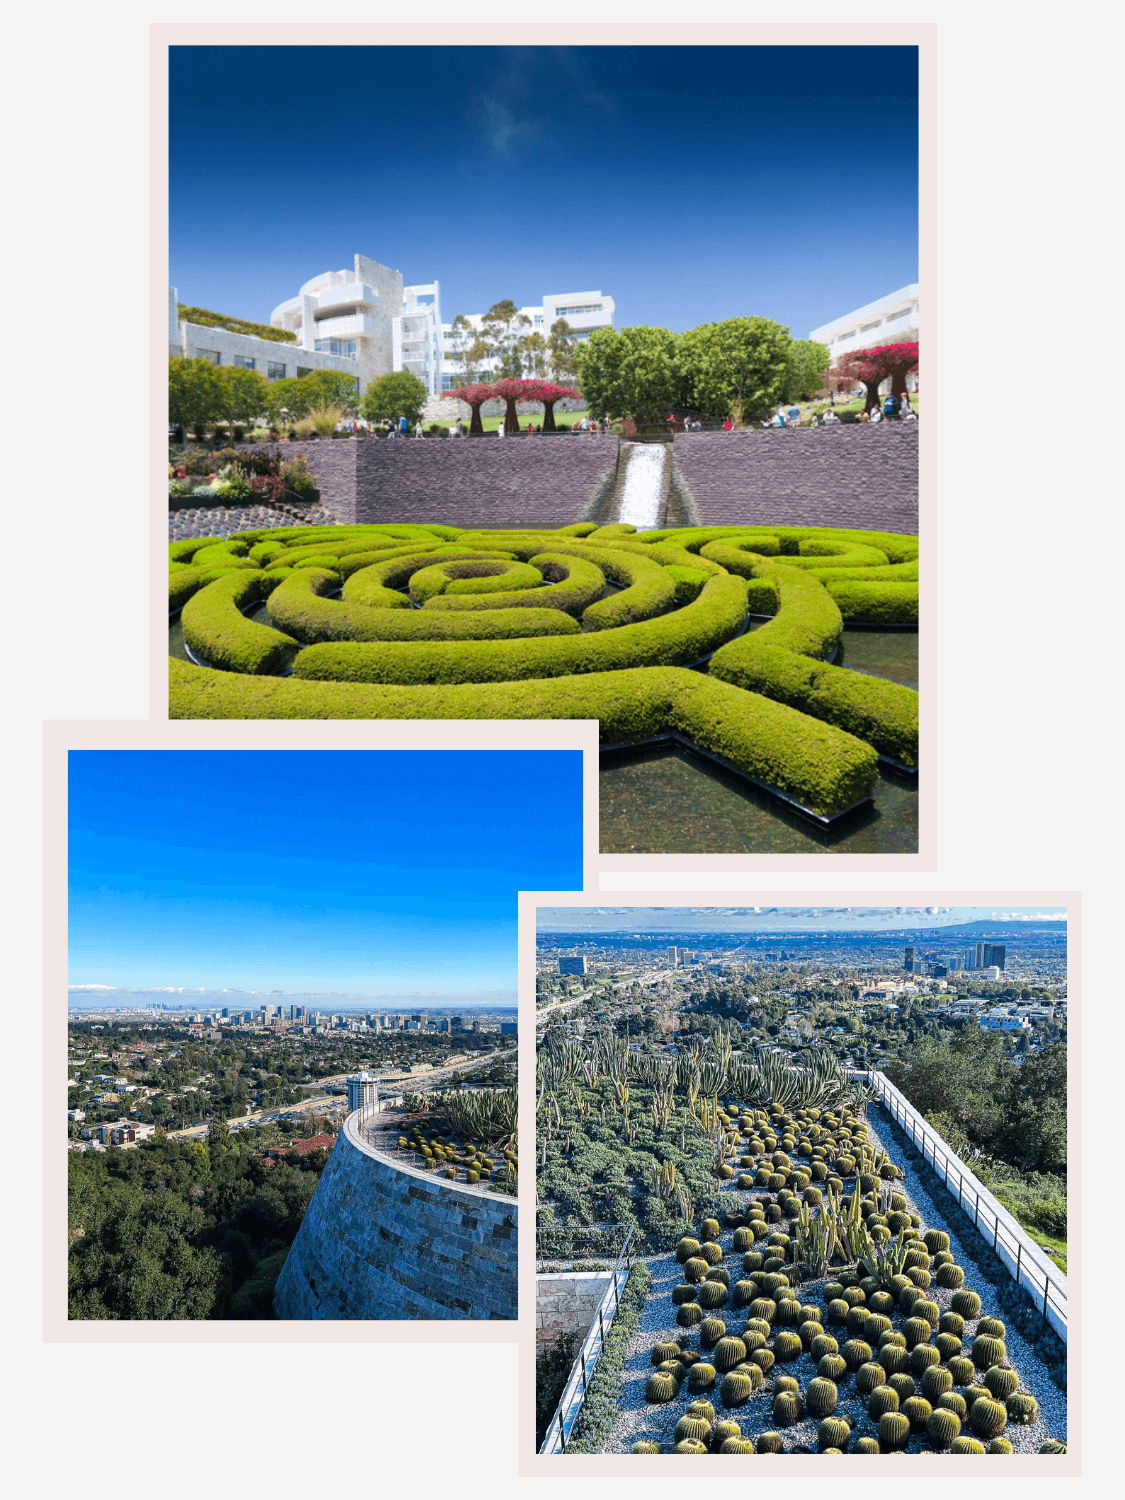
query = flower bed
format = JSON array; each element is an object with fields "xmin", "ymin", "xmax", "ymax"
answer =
[{"xmin": 169, "ymin": 522, "xmax": 919, "ymax": 825}]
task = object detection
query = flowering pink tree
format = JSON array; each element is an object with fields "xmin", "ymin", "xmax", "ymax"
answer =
[
  {"xmin": 518, "ymin": 379, "xmax": 582, "ymax": 432},
  {"xmin": 442, "ymin": 382, "xmax": 498, "ymax": 435},
  {"xmin": 827, "ymin": 342, "xmax": 918, "ymax": 413},
  {"xmin": 489, "ymin": 378, "xmax": 537, "ymax": 435}
]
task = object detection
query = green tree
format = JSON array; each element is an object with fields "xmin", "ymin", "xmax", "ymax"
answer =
[
  {"xmin": 676, "ymin": 316, "xmax": 792, "ymax": 419},
  {"xmin": 266, "ymin": 376, "xmax": 315, "ymax": 429},
  {"xmin": 481, "ymin": 299, "xmax": 531, "ymax": 380},
  {"xmin": 218, "ymin": 365, "xmax": 270, "ymax": 436},
  {"xmin": 548, "ymin": 318, "xmax": 579, "ymax": 383},
  {"xmin": 445, "ymin": 313, "xmax": 489, "ymax": 385},
  {"xmin": 574, "ymin": 325, "xmax": 683, "ymax": 420},
  {"xmin": 301, "ymin": 369, "xmax": 361, "ymax": 417},
  {"xmin": 360, "ymin": 370, "xmax": 430, "ymax": 427},
  {"xmin": 783, "ymin": 339, "xmax": 832, "ymax": 402},
  {"xmin": 518, "ymin": 330, "xmax": 549, "ymax": 377},
  {"xmin": 168, "ymin": 356, "xmax": 225, "ymax": 440}
]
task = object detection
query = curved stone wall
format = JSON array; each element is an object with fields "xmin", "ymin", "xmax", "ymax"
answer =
[{"xmin": 273, "ymin": 1111, "xmax": 517, "ymax": 1320}]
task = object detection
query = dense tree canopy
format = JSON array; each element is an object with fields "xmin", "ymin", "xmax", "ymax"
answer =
[
  {"xmin": 677, "ymin": 316, "xmax": 793, "ymax": 420},
  {"xmin": 574, "ymin": 326, "xmax": 683, "ymax": 420},
  {"xmin": 360, "ymin": 369, "xmax": 429, "ymax": 427}
]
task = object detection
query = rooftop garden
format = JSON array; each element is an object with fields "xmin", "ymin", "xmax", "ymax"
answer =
[{"xmin": 178, "ymin": 303, "xmax": 298, "ymax": 343}]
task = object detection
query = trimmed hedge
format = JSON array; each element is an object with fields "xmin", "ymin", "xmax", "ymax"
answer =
[
  {"xmin": 267, "ymin": 567, "xmax": 579, "ymax": 644},
  {"xmin": 169, "ymin": 660, "xmax": 878, "ymax": 816},
  {"xmin": 412, "ymin": 558, "xmax": 543, "ymax": 600},
  {"xmin": 826, "ymin": 580, "xmax": 919, "ymax": 626},
  {"xmin": 180, "ymin": 571, "xmax": 298, "ymax": 675},
  {"xmin": 422, "ymin": 552, "xmax": 607, "ymax": 617}
]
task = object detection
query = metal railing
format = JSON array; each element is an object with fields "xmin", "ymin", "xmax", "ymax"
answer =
[
  {"xmin": 535, "ymin": 1222, "xmax": 633, "ymax": 1269},
  {"xmin": 865, "ymin": 1071, "xmax": 1067, "ymax": 1340},
  {"xmin": 538, "ymin": 1224, "xmax": 636, "ymax": 1454}
]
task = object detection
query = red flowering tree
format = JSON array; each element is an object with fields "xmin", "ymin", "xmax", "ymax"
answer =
[
  {"xmin": 828, "ymin": 342, "xmax": 918, "ymax": 414},
  {"xmin": 442, "ymin": 382, "xmax": 497, "ymax": 435},
  {"xmin": 517, "ymin": 379, "xmax": 582, "ymax": 433},
  {"xmin": 489, "ymin": 378, "xmax": 538, "ymax": 435}
]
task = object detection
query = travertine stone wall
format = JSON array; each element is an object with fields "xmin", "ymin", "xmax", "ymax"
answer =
[
  {"xmin": 672, "ymin": 424, "xmax": 919, "ymax": 534},
  {"xmin": 273, "ymin": 1112, "xmax": 517, "ymax": 1321},
  {"xmin": 535, "ymin": 1271, "xmax": 613, "ymax": 1350}
]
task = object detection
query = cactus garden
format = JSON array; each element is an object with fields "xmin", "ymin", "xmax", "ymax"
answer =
[{"xmin": 536, "ymin": 1034, "xmax": 1065, "ymax": 1455}]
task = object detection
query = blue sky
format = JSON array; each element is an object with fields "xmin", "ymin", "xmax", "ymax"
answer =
[
  {"xmin": 169, "ymin": 44, "xmax": 917, "ymax": 336},
  {"xmin": 69, "ymin": 750, "xmax": 582, "ymax": 996},
  {"xmin": 537, "ymin": 906, "xmax": 1067, "ymax": 932}
]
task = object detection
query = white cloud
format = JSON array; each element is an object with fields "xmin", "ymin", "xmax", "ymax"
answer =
[{"xmin": 69, "ymin": 984, "xmax": 116, "ymax": 990}]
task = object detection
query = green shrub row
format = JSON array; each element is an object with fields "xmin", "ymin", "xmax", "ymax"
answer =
[
  {"xmin": 564, "ymin": 1262, "xmax": 654, "ymax": 1453},
  {"xmin": 169, "ymin": 660, "xmax": 879, "ymax": 816},
  {"xmin": 289, "ymin": 574, "xmax": 749, "ymax": 687},
  {"xmin": 266, "ymin": 567, "xmax": 579, "ymax": 644},
  {"xmin": 410, "ymin": 558, "xmax": 542, "ymax": 601},
  {"xmin": 180, "ymin": 570, "xmax": 299, "ymax": 675},
  {"xmin": 825, "ymin": 580, "xmax": 919, "ymax": 626},
  {"xmin": 422, "ymin": 552, "xmax": 607, "ymax": 617}
]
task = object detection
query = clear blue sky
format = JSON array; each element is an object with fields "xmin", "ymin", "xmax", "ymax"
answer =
[
  {"xmin": 537, "ymin": 906, "xmax": 1067, "ymax": 932},
  {"xmin": 169, "ymin": 44, "xmax": 918, "ymax": 336},
  {"xmin": 69, "ymin": 750, "xmax": 582, "ymax": 994}
]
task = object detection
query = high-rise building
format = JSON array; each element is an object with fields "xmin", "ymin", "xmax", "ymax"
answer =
[
  {"xmin": 346, "ymin": 1072, "xmax": 378, "ymax": 1112},
  {"xmin": 986, "ymin": 943, "xmax": 1006, "ymax": 971},
  {"xmin": 666, "ymin": 947, "xmax": 679, "ymax": 967},
  {"xmin": 558, "ymin": 957, "xmax": 587, "ymax": 976},
  {"xmin": 904, "ymin": 946, "xmax": 916, "ymax": 973}
]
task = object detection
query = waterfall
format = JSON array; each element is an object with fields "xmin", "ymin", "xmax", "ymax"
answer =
[{"xmin": 615, "ymin": 443, "xmax": 667, "ymax": 528}]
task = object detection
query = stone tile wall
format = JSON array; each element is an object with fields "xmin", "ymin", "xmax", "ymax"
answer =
[
  {"xmin": 535, "ymin": 1271, "xmax": 613, "ymax": 1351},
  {"xmin": 273, "ymin": 1113, "xmax": 517, "ymax": 1321},
  {"xmin": 672, "ymin": 424, "xmax": 919, "ymax": 534}
]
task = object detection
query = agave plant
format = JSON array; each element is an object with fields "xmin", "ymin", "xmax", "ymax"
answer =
[
  {"xmin": 859, "ymin": 1225, "xmax": 912, "ymax": 1284},
  {"xmin": 447, "ymin": 1086, "xmax": 517, "ymax": 1150}
]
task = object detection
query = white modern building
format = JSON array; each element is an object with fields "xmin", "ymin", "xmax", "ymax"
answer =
[
  {"xmin": 438, "ymin": 290, "xmax": 615, "ymax": 390},
  {"xmin": 807, "ymin": 283, "xmax": 919, "ymax": 364},
  {"xmin": 346, "ymin": 1072, "xmax": 379, "ymax": 1112}
]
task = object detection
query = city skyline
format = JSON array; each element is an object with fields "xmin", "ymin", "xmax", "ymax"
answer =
[
  {"xmin": 536, "ymin": 905, "xmax": 1066, "ymax": 932},
  {"xmin": 169, "ymin": 44, "xmax": 918, "ymax": 337},
  {"xmin": 69, "ymin": 749, "xmax": 583, "ymax": 992}
]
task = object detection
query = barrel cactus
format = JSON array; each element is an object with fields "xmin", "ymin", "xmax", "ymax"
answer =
[
  {"xmin": 755, "ymin": 1432, "xmax": 785, "ymax": 1454},
  {"xmin": 947, "ymin": 1355, "xmax": 975, "ymax": 1387},
  {"xmin": 773, "ymin": 1330, "xmax": 804, "ymax": 1363},
  {"xmin": 741, "ymin": 1330, "xmax": 767, "ymax": 1354},
  {"xmin": 969, "ymin": 1396, "xmax": 1008, "ymax": 1438},
  {"xmin": 1006, "ymin": 1392, "xmax": 1038, "ymax": 1425},
  {"xmin": 910, "ymin": 1344, "xmax": 941, "ymax": 1377},
  {"xmin": 687, "ymin": 1399, "xmax": 716, "ymax": 1423},
  {"xmin": 712, "ymin": 1336, "xmax": 747, "ymax": 1373},
  {"xmin": 684, "ymin": 1256, "xmax": 709, "ymax": 1284},
  {"xmin": 699, "ymin": 1317, "xmax": 726, "ymax": 1349},
  {"xmin": 927, "ymin": 1408, "xmax": 962, "ymax": 1449},
  {"xmin": 983, "ymin": 1366, "xmax": 1019, "ymax": 1401},
  {"xmin": 936, "ymin": 1262, "xmax": 965, "ymax": 1289},
  {"xmin": 675, "ymin": 1237, "xmax": 701, "ymax": 1263},
  {"xmin": 939, "ymin": 1310, "xmax": 965, "ymax": 1337},
  {"xmin": 811, "ymin": 1333, "xmax": 839, "ymax": 1361},
  {"xmin": 935, "ymin": 1332, "xmax": 963, "ymax": 1362},
  {"xmin": 688, "ymin": 1362, "xmax": 717, "ymax": 1390},
  {"xmin": 676, "ymin": 1302, "xmax": 703, "ymax": 1328},
  {"xmin": 671, "ymin": 1283, "xmax": 696, "ymax": 1306},
  {"xmin": 971, "ymin": 1335, "xmax": 1007, "ymax": 1370},
  {"xmin": 818, "ymin": 1353, "xmax": 847, "ymax": 1382},
  {"xmin": 889, "ymin": 1372, "xmax": 916, "ymax": 1402},
  {"xmin": 731, "ymin": 1280, "xmax": 757, "ymax": 1308},
  {"xmin": 857, "ymin": 1362, "xmax": 888, "ymax": 1395},
  {"xmin": 923, "ymin": 1229, "xmax": 950, "ymax": 1254},
  {"xmin": 977, "ymin": 1316, "xmax": 1006, "ymax": 1338},
  {"xmin": 950, "ymin": 1437, "xmax": 986, "ymax": 1453},
  {"xmin": 921, "ymin": 1364, "xmax": 954, "ymax": 1400},
  {"xmin": 903, "ymin": 1395, "xmax": 932, "ymax": 1430},
  {"xmin": 774, "ymin": 1298, "xmax": 802, "ymax": 1327},
  {"xmin": 1039, "ymin": 1440, "xmax": 1067, "ymax": 1453},
  {"xmin": 750, "ymin": 1347, "xmax": 775, "ymax": 1374},
  {"xmin": 868, "ymin": 1384, "xmax": 900, "ymax": 1419},
  {"xmin": 749, "ymin": 1297, "xmax": 776, "ymax": 1323},
  {"xmin": 651, "ymin": 1340, "xmax": 682, "ymax": 1365},
  {"xmin": 854, "ymin": 1436, "xmax": 880, "ymax": 1454},
  {"xmin": 842, "ymin": 1338, "xmax": 873, "ymax": 1371},
  {"xmin": 732, "ymin": 1227, "xmax": 753, "ymax": 1252},
  {"xmin": 630, "ymin": 1441, "xmax": 661, "ymax": 1453},
  {"xmin": 818, "ymin": 1416, "xmax": 851, "ymax": 1452},
  {"xmin": 742, "ymin": 1251, "xmax": 765, "ymax": 1273},
  {"xmin": 711, "ymin": 1420, "xmax": 741, "ymax": 1450},
  {"xmin": 936, "ymin": 1391, "xmax": 968, "ymax": 1419},
  {"xmin": 877, "ymin": 1343, "xmax": 910, "ymax": 1376},
  {"xmin": 673, "ymin": 1416, "xmax": 712, "ymax": 1444},
  {"xmin": 901, "ymin": 1315, "xmax": 932, "ymax": 1350},
  {"xmin": 878, "ymin": 1411, "xmax": 911, "ymax": 1451},
  {"xmin": 673, "ymin": 1439, "xmax": 708, "ymax": 1453},
  {"xmin": 913, "ymin": 1298, "xmax": 940, "ymax": 1328},
  {"xmin": 951, "ymin": 1289, "xmax": 982, "ymax": 1319},
  {"xmin": 826, "ymin": 1298, "xmax": 850, "ymax": 1325},
  {"xmin": 645, "ymin": 1371, "xmax": 678, "ymax": 1403},
  {"xmin": 700, "ymin": 1217, "xmax": 721, "ymax": 1242},
  {"xmin": 698, "ymin": 1281, "xmax": 729, "ymax": 1310},
  {"xmin": 988, "ymin": 1438, "xmax": 1014, "ymax": 1454},
  {"xmin": 772, "ymin": 1390, "xmax": 801, "ymax": 1426},
  {"xmin": 720, "ymin": 1370, "xmax": 754, "ymax": 1408}
]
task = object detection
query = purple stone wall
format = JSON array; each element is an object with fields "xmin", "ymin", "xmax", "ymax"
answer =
[{"xmin": 672, "ymin": 425, "xmax": 919, "ymax": 535}]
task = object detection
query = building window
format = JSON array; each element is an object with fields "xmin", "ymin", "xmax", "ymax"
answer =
[
  {"xmin": 296, "ymin": 367, "xmax": 314, "ymax": 379},
  {"xmin": 860, "ymin": 320, "xmax": 882, "ymax": 333},
  {"xmin": 267, "ymin": 361, "xmax": 286, "ymax": 380},
  {"xmin": 534, "ymin": 315, "xmax": 544, "ymax": 326},
  {"xmin": 198, "ymin": 349, "xmax": 221, "ymax": 365},
  {"xmin": 555, "ymin": 303, "xmax": 603, "ymax": 317},
  {"xmin": 315, "ymin": 339, "xmax": 357, "ymax": 360},
  {"xmin": 233, "ymin": 354, "xmax": 256, "ymax": 370}
]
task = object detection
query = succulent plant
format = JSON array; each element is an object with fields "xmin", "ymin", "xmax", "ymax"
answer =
[
  {"xmin": 913, "ymin": 1298, "xmax": 940, "ymax": 1328},
  {"xmin": 711, "ymin": 1419, "xmax": 742, "ymax": 1450},
  {"xmin": 676, "ymin": 1303, "xmax": 704, "ymax": 1328},
  {"xmin": 977, "ymin": 1315, "xmax": 1006, "ymax": 1339},
  {"xmin": 651, "ymin": 1340, "xmax": 682, "ymax": 1365},
  {"xmin": 699, "ymin": 1316, "xmax": 726, "ymax": 1349},
  {"xmin": 878, "ymin": 1411, "xmax": 911, "ymax": 1451},
  {"xmin": 951, "ymin": 1289, "xmax": 982, "ymax": 1319},
  {"xmin": 698, "ymin": 1281, "xmax": 729, "ymax": 1310},
  {"xmin": 750, "ymin": 1348, "xmax": 776, "ymax": 1374},
  {"xmin": 972, "ymin": 1335, "xmax": 1007, "ymax": 1370},
  {"xmin": 688, "ymin": 1362, "xmax": 717, "ymax": 1390},
  {"xmin": 921, "ymin": 1364, "xmax": 954, "ymax": 1401},
  {"xmin": 888, "ymin": 1371, "xmax": 916, "ymax": 1400},
  {"xmin": 935, "ymin": 1333, "xmax": 963, "ymax": 1362},
  {"xmin": 936, "ymin": 1391, "xmax": 968, "ymax": 1419},
  {"xmin": 826, "ymin": 1299, "xmax": 850, "ymax": 1325},
  {"xmin": 1039, "ymin": 1440, "xmax": 1067, "ymax": 1453},
  {"xmin": 938, "ymin": 1310, "xmax": 965, "ymax": 1337},
  {"xmin": 748, "ymin": 1297, "xmax": 777, "ymax": 1324},
  {"xmin": 927, "ymin": 1407, "xmax": 962, "ymax": 1448},
  {"xmin": 700, "ymin": 1241, "xmax": 724, "ymax": 1266},
  {"xmin": 907, "ymin": 1267, "xmax": 933, "ymax": 1289},
  {"xmin": 854, "ymin": 1437, "xmax": 881, "ymax": 1454},
  {"xmin": 1006, "ymin": 1392, "xmax": 1038, "ymax": 1425},
  {"xmin": 676, "ymin": 1237, "xmax": 701, "ymax": 1263},
  {"xmin": 744, "ymin": 1317, "xmax": 771, "ymax": 1339},
  {"xmin": 657, "ymin": 1360, "xmax": 688, "ymax": 1383},
  {"xmin": 987, "ymin": 1438, "xmax": 1014, "ymax": 1454},
  {"xmin": 857, "ymin": 1362, "xmax": 888, "ymax": 1396},
  {"xmin": 684, "ymin": 1256, "xmax": 709, "ymax": 1284},
  {"xmin": 816, "ymin": 1353, "xmax": 847, "ymax": 1382},
  {"xmin": 936, "ymin": 1263, "xmax": 965, "ymax": 1289},
  {"xmin": 712, "ymin": 1336, "xmax": 748, "ymax": 1372},
  {"xmin": 687, "ymin": 1398, "xmax": 716, "ymax": 1423},
  {"xmin": 755, "ymin": 1432, "xmax": 785, "ymax": 1454},
  {"xmin": 817, "ymin": 1416, "xmax": 851, "ymax": 1452},
  {"xmin": 720, "ymin": 1370, "xmax": 754, "ymax": 1407},
  {"xmin": 645, "ymin": 1372, "xmax": 678, "ymax": 1403},
  {"xmin": 773, "ymin": 1330, "xmax": 804, "ymax": 1363},
  {"xmin": 772, "ymin": 1389, "xmax": 801, "ymax": 1426},
  {"xmin": 673, "ymin": 1439, "xmax": 709, "ymax": 1453},
  {"xmin": 773, "ymin": 1297, "xmax": 802, "ymax": 1327},
  {"xmin": 630, "ymin": 1441, "xmax": 662, "ymax": 1453},
  {"xmin": 909, "ymin": 1344, "xmax": 941, "ymax": 1377},
  {"xmin": 976, "ymin": 1364, "xmax": 1016, "ymax": 1401},
  {"xmin": 923, "ymin": 1229, "xmax": 950, "ymax": 1254},
  {"xmin": 810, "ymin": 1333, "xmax": 839, "ymax": 1360},
  {"xmin": 742, "ymin": 1252, "xmax": 765, "ymax": 1274},
  {"xmin": 969, "ymin": 1396, "xmax": 1008, "ymax": 1438},
  {"xmin": 868, "ymin": 1384, "xmax": 900, "ymax": 1419},
  {"xmin": 732, "ymin": 1227, "xmax": 753, "ymax": 1252},
  {"xmin": 898, "ymin": 1285, "xmax": 922, "ymax": 1314},
  {"xmin": 877, "ymin": 1344, "xmax": 910, "ymax": 1377},
  {"xmin": 903, "ymin": 1395, "xmax": 932, "ymax": 1430},
  {"xmin": 671, "ymin": 1283, "xmax": 697, "ymax": 1307},
  {"xmin": 674, "ymin": 1415, "xmax": 712, "ymax": 1444},
  {"xmin": 719, "ymin": 1436, "xmax": 754, "ymax": 1452},
  {"xmin": 805, "ymin": 1377, "xmax": 838, "ymax": 1417},
  {"xmin": 842, "ymin": 1338, "xmax": 873, "ymax": 1371}
]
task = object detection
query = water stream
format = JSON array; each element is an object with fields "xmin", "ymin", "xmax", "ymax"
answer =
[{"xmin": 614, "ymin": 443, "xmax": 667, "ymax": 528}]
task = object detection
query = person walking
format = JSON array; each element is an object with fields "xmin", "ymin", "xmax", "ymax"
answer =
[
  {"xmin": 415, "ymin": 418, "xmax": 424, "ymax": 439},
  {"xmin": 787, "ymin": 401, "xmax": 801, "ymax": 426},
  {"xmin": 883, "ymin": 393, "xmax": 896, "ymax": 422},
  {"xmin": 899, "ymin": 391, "xmax": 912, "ymax": 417},
  {"xmin": 398, "ymin": 413, "xmax": 408, "ymax": 438}
]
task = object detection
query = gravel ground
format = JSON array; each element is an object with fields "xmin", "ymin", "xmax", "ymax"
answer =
[
  {"xmin": 599, "ymin": 1112, "xmax": 1065, "ymax": 1455},
  {"xmin": 168, "ymin": 504, "xmax": 340, "ymax": 541}
]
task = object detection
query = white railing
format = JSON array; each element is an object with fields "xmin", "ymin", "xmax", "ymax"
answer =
[{"xmin": 866, "ymin": 1071, "xmax": 1066, "ymax": 1341}]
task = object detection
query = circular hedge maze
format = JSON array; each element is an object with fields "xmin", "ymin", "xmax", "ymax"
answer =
[{"xmin": 169, "ymin": 521, "xmax": 918, "ymax": 823}]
